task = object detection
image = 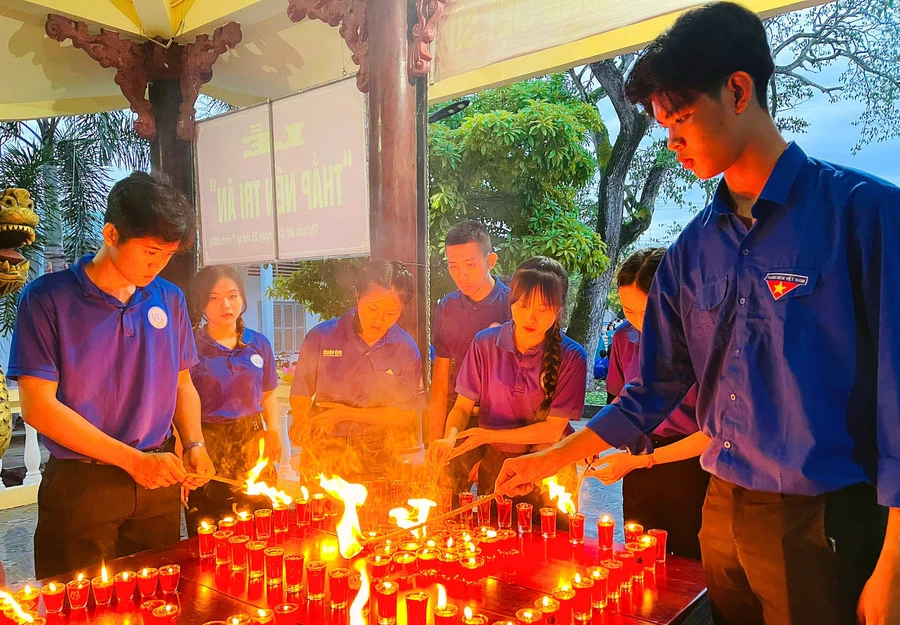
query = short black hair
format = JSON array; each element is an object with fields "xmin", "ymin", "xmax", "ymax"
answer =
[
  {"xmin": 625, "ymin": 2, "xmax": 774, "ymax": 114},
  {"xmin": 105, "ymin": 171, "xmax": 196, "ymax": 250},
  {"xmin": 617, "ymin": 248, "xmax": 666, "ymax": 293},
  {"xmin": 445, "ymin": 220, "xmax": 492, "ymax": 255}
]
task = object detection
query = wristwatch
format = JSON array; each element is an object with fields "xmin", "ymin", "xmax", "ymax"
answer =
[{"xmin": 184, "ymin": 441, "xmax": 206, "ymax": 452}]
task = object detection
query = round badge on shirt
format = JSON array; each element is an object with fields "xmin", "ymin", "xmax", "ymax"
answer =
[
  {"xmin": 250, "ymin": 353, "xmax": 264, "ymax": 368},
  {"xmin": 148, "ymin": 306, "xmax": 168, "ymax": 329}
]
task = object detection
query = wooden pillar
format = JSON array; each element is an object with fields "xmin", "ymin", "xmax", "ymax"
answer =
[
  {"xmin": 149, "ymin": 79, "xmax": 198, "ymax": 294},
  {"xmin": 367, "ymin": 0, "xmax": 428, "ymax": 358}
]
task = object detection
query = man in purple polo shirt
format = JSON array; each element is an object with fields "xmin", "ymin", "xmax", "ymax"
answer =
[
  {"xmin": 429, "ymin": 221, "xmax": 510, "ymax": 494},
  {"xmin": 8, "ymin": 172, "xmax": 214, "ymax": 579}
]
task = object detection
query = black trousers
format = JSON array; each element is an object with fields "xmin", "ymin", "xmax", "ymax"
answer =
[
  {"xmin": 622, "ymin": 435, "xmax": 710, "ymax": 560},
  {"xmin": 34, "ymin": 457, "xmax": 180, "ymax": 579},
  {"xmin": 700, "ymin": 475, "xmax": 887, "ymax": 625}
]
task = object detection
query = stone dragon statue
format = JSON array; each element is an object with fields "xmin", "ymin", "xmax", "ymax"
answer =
[{"xmin": 0, "ymin": 188, "xmax": 39, "ymax": 458}]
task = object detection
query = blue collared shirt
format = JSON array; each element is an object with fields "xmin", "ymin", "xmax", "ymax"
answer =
[
  {"xmin": 8, "ymin": 255, "xmax": 198, "ymax": 460},
  {"xmin": 588, "ymin": 142, "xmax": 900, "ymax": 507},
  {"xmin": 192, "ymin": 327, "xmax": 278, "ymax": 423},
  {"xmin": 290, "ymin": 309, "xmax": 423, "ymax": 439}
]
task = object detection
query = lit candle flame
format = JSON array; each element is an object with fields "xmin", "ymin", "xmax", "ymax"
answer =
[
  {"xmin": 562, "ymin": 583, "xmax": 571, "ymax": 591},
  {"xmin": 523, "ymin": 611, "xmax": 533, "ymax": 619},
  {"xmin": 486, "ymin": 530, "xmax": 497, "ymax": 539},
  {"xmin": 230, "ymin": 618, "xmax": 240, "ymax": 625},
  {"xmin": 245, "ymin": 440, "xmax": 293, "ymax": 506},
  {"xmin": 238, "ymin": 511, "xmax": 249, "ymax": 520},
  {"xmin": 0, "ymin": 592, "xmax": 33, "ymax": 623},
  {"xmin": 437, "ymin": 584, "xmax": 447, "ymax": 609},
  {"xmin": 349, "ymin": 560, "xmax": 369, "ymax": 625},
  {"xmin": 388, "ymin": 499, "xmax": 436, "ymax": 539},
  {"xmin": 601, "ymin": 514, "xmax": 611, "ymax": 524},
  {"xmin": 574, "ymin": 573, "xmax": 582, "ymax": 583},
  {"xmin": 141, "ymin": 569, "xmax": 149, "ymax": 576},
  {"xmin": 464, "ymin": 607, "xmax": 473, "ymax": 618},
  {"xmin": 48, "ymin": 583, "xmax": 56, "ymax": 592},
  {"xmin": 301, "ymin": 485, "xmax": 309, "ymax": 500},
  {"xmin": 468, "ymin": 557, "xmax": 476, "ymax": 565},
  {"xmin": 447, "ymin": 537, "xmax": 454, "ymax": 549},
  {"xmin": 542, "ymin": 475, "xmax": 576, "ymax": 514},
  {"xmin": 101, "ymin": 566, "xmax": 109, "ymax": 583},
  {"xmin": 122, "ymin": 572, "xmax": 129, "ymax": 581},
  {"xmin": 23, "ymin": 585, "xmax": 31, "ymax": 594},
  {"xmin": 222, "ymin": 516, "xmax": 234, "ymax": 523},
  {"xmin": 77, "ymin": 573, "xmax": 85, "ymax": 582},
  {"xmin": 466, "ymin": 541, "xmax": 476, "ymax": 554},
  {"xmin": 201, "ymin": 521, "xmax": 211, "ymax": 530},
  {"xmin": 318, "ymin": 473, "xmax": 367, "ymax": 558},
  {"xmin": 258, "ymin": 610, "xmax": 267, "ymax": 618},
  {"xmin": 640, "ymin": 535, "xmax": 653, "ymax": 545},
  {"xmin": 543, "ymin": 596, "xmax": 550, "ymax": 607}
]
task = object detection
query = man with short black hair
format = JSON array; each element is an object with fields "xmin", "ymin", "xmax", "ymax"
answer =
[
  {"xmin": 495, "ymin": 3, "xmax": 900, "ymax": 623},
  {"xmin": 10, "ymin": 171, "xmax": 215, "ymax": 579}
]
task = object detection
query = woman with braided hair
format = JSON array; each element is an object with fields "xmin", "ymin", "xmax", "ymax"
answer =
[
  {"xmin": 186, "ymin": 265, "xmax": 280, "ymax": 531},
  {"xmin": 288, "ymin": 260, "xmax": 424, "ymax": 482},
  {"xmin": 427, "ymin": 256, "xmax": 587, "ymax": 523}
]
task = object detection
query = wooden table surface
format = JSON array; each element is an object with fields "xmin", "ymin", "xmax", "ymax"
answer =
[{"xmin": 21, "ymin": 524, "xmax": 707, "ymax": 625}]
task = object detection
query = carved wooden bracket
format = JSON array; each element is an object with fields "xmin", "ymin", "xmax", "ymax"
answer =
[
  {"xmin": 45, "ymin": 15, "xmax": 241, "ymax": 141},
  {"xmin": 287, "ymin": 0, "xmax": 369, "ymax": 92},
  {"xmin": 409, "ymin": 0, "xmax": 449, "ymax": 78}
]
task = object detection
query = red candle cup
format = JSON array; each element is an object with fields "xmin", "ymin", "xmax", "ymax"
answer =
[
  {"xmin": 284, "ymin": 554, "xmax": 304, "ymax": 593},
  {"xmin": 438, "ymin": 551, "xmax": 461, "ymax": 578},
  {"xmin": 498, "ymin": 529, "xmax": 518, "ymax": 554},
  {"xmin": 568, "ymin": 513, "xmax": 585, "ymax": 545},
  {"xmin": 264, "ymin": 547, "xmax": 285, "ymax": 585},
  {"xmin": 434, "ymin": 604, "xmax": 459, "ymax": 625},
  {"xmin": 113, "ymin": 571, "xmax": 137, "ymax": 603},
  {"xmin": 458, "ymin": 491, "xmax": 475, "ymax": 526},
  {"xmin": 475, "ymin": 496, "xmax": 492, "ymax": 527},
  {"xmin": 141, "ymin": 599, "xmax": 167, "ymax": 622},
  {"xmin": 647, "ymin": 529, "xmax": 668, "ymax": 562},
  {"xmin": 151, "ymin": 604, "xmax": 179, "ymax": 625},
  {"xmin": 255, "ymin": 509, "xmax": 273, "ymax": 540},
  {"xmin": 534, "ymin": 597, "xmax": 558, "ymax": 625},
  {"xmin": 624, "ymin": 522, "xmax": 644, "ymax": 545},
  {"xmin": 198, "ymin": 523, "xmax": 216, "ymax": 559},
  {"xmin": 625, "ymin": 542, "xmax": 645, "ymax": 579},
  {"xmin": 415, "ymin": 547, "xmax": 439, "ymax": 575},
  {"xmin": 252, "ymin": 609, "xmax": 274, "ymax": 625},
  {"xmin": 517, "ymin": 503, "xmax": 533, "ymax": 533},
  {"xmin": 305, "ymin": 560, "xmax": 326, "ymax": 601},
  {"xmin": 66, "ymin": 576, "xmax": 91, "ymax": 610},
  {"xmin": 91, "ymin": 575, "xmax": 114, "ymax": 606},
  {"xmin": 615, "ymin": 551, "xmax": 637, "ymax": 588},
  {"xmin": 137, "ymin": 568, "xmax": 159, "ymax": 599},
  {"xmin": 496, "ymin": 497, "xmax": 513, "ymax": 530},
  {"xmin": 218, "ymin": 517, "xmax": 237, "ymax": 532},
  {"xmin": 586, "ymin": 566, "xmax": 609, "ymax": 609},
  {"xmin": 515, "ymin": 608, "xmax": 544, "ymax": 625},
  {"xmin": 295, "ymin": 499, "xmax": 310, "ymax": 527},
  {"xmin": 601, "ymin": 559, "xmax": 624, "ymax": 600},
  {"xmin": 552, "ymin": 586, "xmax": 575, "ymax": 623},
  {"xmin": 273, "ymin": 603, "xmax": 298, "ymax": 625},
  {"xmin": 311, "ymin": 493, "xmax": 326, "ymax": 517},
  {"xmin": 639, "ymin": 537, "xmax": 657, "ymax": 572},
  {"xmin": 230, "ymin": 536, "xmax": 251, "ymax": 571},
  {"xmin": 225, "ymin": 614, "xmax": 252, "ymax": 625},
  {"xmin": 214, "ymin": 530, "xmax": 233, "ymax": 565},
  {"xmin": 40, "ymin": 582, "xmax": 65, "ymax": 614},
  {"xmin": 539, "ymin": 508, "xmax": 557, "ymax": 539},
  {"xmin": 439, "ymin": 488, "xmax": 453, "ymax": 514},
  {"xmin": 572, "ymin": 574, "xmax": 594, "ymax": 622},
  {"xmin": 14, "ymin": 584, "xmax": 40, "ymax": 611},
  {"xmin": 374, "ymin": 581, "xmax": 398, "ymax": 625},
  {"xmin": 328, "ymin": 567, "xmax": 350, "ymax": 609},
  {"xmin": 366, "ymin": 554, "xmax": 390, "ymax": 582},
  {"xmin": 597, "ymin": 516, "xmax": 615, "ymax": 553},
  {"xmin": 236, "ymin": 513, "xmax": 254, "ymax": 540},
  {"xmin": 405, "ymin": 590, "xmax": 429, "ymax": 625},
  {"xmin": 158, "ymin": 565, "xmax": 181, "ymax": 594},
  {"xmin": 247, "ymin": 541, "xmax": 267, "ymax": 579},
  {"xmin": 273, "ymin": 505, "xmax": 291, "ymax": 534},
  {"xmin": 460, "ymin": 556, "xmax": 485, "ymax": 580}
]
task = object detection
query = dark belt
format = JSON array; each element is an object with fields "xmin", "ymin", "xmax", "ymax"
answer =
[
  {"xmin": 66, "ymin": 435, "xmax": 177, "ymax": 465},
  {"xmin": 201, "ymin": 413, "xmax": 264, "ymax": 431}
]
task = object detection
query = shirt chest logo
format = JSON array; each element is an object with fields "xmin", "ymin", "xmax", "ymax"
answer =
[
  {"xmin": 764, "ymin": 273, "xmax": 809, "ymax": 301},
  {"xmin": 322, "ymin": 348, "xmax": 343, "ymax": 357},
  {"xmin": 147, "ymin": 306, "xmax": 168, "ymax": 329},
  {"xmin": 250, "ymin": 354, "xmax": 264, "ymax": 368}
]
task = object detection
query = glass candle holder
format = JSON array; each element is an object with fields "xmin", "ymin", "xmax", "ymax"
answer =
[
  {"xmin": 624, "ymin": 522, "xmax": 644, "ymax": 545},
  {"xmin": 66, "ymin": 576, "xmax": 91, "ymax": 610},
  {"xmin": 14, "ymin": 584, "xmax": 40, "ymax": 610},
  {"xmin": 151, "ymin": 604, "xmax": 180, "ymax": 625},
  {"xmin": 460, "ymin": 556, "xmax": 485, "ymax": 580},
  {"xmin": 141, "ymin": 599, "xmax": 167, "ymax": 621},
  {"xmin": 615, "ymin": 551, "xmax": 638, "ymax": 588},
  {"xmin": 625, "ymin": 542, "xmax": 646, "ymax": 579},
  {"xmin": 438, "ymin": 551, "xmax": 461, "ymax": 578},
  {"xmin": 539, "ymin": 508, "xmax": 557, "ymax": 539},
  {"xmin": 572, "ymin": 575, "xmax": 594, "ymax": 622},
  {"xmin": 534, "ymin": 597, "xmax": 558, "ymax": 624},
  {"xmin": 586, "ymin": 566, "xmax": 609, "ymax": 609},
  {"xmin": 498, "ymin": 529, "xmax": 518, "ymax": 554},
  {"xmin": 136, "ymin": 568, "xmax": 159, "ymax": 599},
  {"xmin": 495, "ymin": 497, "xmax": 512, "ymax": 530},
  {"xmin": 113, "ymin": 571, "xmax": 137, "ymax": 603},
  {"xmin": 251, "ymin": 608, "xmax": 274, "ymax": 625},
  {"xmin": 374, "ymin": 581, "xmax": 398, "ymax": 625},
  {"xmin": 600, "ymin": 559, "xmax": 623, "ymax": 600},
  {"xmin": 366, "ymin": 554, "xmax": 390, "ymax": 582},
  {"xmin": 392, "ymin": 552, "xmax": 417, "ymax": 580},
  {"xmin": 415, "ymin": 547, "xmax": 439, "ymax": 575},
  {"xmin": 214, "ymin": 530, "xmax": 233, "ymax": 565},
  {"xmin": 226, "ymin": 614, "xmax": 252, "ymax": 625},
  {"xmin": 597, "ymin": 516, "xmax": 615, "ymax": 552},
  {"xmin": 552, "ymin": 586, "xmax": 575, "ymax": 623},
  {"xmin": 433, "ymin": 603, "xmax": 458, "ymax": 625},
  {"xmin": 248, "ymin": 541, "xmax": 267, "ymax": 579},
  {"xmin": 405, "ymin": 591, "xmax": 429, "ymax": 625},
  {"xmin": 255, "ymin": 509, "xmax": 273, "ymax": 540},
  {"xmin": 311, "ymin": 493, "xmax": 326, "ymax": 517},
  {"xmin": 515, "ymin": 608, "xmax": 544, "ymax": 625},
  {"xmin": 458, "ymin": 491, "xmax": 475, "ymax": 526},
  {"xmin": 475, "ymin": 496, "xmax": 492, "ymax": 527},
  {"xmin": 305, "ymin": 560, "xmax": 326, "ymax": 601},
  {"xmin": 568, "ymin": 513, "xmax": 585, "ymax": 545},
  {"xmin": 199, "ymin": 523, "xmax": 216, "ymax": 559},
  {"xmin": 236, "ymin": 512, "xmax": 254, "ymax": 539},
  {"xmin": 647, "ymin": 529, "xmax": 668, "ymax": 562},
  {"xmin": 295, "ymin": 499, "xmax": 310, "ymax": 527},
  {"xmin": 230, "ymin": 536, "xmax": 250, "ymax": 571},
  {"xmin": 273, "ymin": 603, "xmax": 298, "ymax": 625},
  {"xmin": 273, "ymin": 505, "xmax": 290, "ymax": 534},
  {"xmin": 328, "ymin": 567, "xmax": 350, "ymax": 609},
  {"xmin": 462, "ymin": 608, "xmax": 489, "ymax": 625},
  {"xmin": 159, "ymin": 564, "xmax": 181, "ymax": 594},
  {"xmin": 284, "ymin": 554, "xmax": 304, "ymax": 593},
  {"xmin": 264, "ymin": 547, "xmax": 285, "ymax": 585},
  {"xmin": 439, "ymin": 488, "xmax": 453, "ymax": 514},
  {"xmin": 399, "ymin": 540, "xmax": 421, "ymax": 553},
  {"xmin": 91, "ymin": 575, "xmax": 114, "ymax": 606},
  {"xmin": 516, "ymin": 503, "xmax": 533, "ymax": 533},
  {"xmin": 40, "ymin": 583, "xmax": 65, "ymax": 614}
]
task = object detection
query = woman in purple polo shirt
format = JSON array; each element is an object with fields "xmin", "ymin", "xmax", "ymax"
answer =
[
  {"xmin": 427, "ymin": 256, "xmax": 587, "ymax": 516},
  {"xmin": 289, "ymin": 260, "xmax": 423, "ymax": 482},
  {"xmin": 187, "ymin": 265, "xmax": 280, "ymax": 530},
  {"xmin": 589, "ymin": 248, "xmax": 710, "ymax": 559}
]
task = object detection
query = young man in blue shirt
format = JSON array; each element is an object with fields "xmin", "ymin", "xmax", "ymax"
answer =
[
  {"xmin": 429, "ymin": 221, "xmax": 510, "ymax": 495},
  {"xmin": 9, "ymin": 172, "xmax": 215, "ymax": 579},
  {"xmin": 495, "ymin": 4, "xmax": 899, "ymax": 624}
]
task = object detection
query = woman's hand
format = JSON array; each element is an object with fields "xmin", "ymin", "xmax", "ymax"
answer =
[
  {"xmin": 585, "ymin": 451, "xmax": 649, "ymax": 485},
  {"xmin": 426, "ymin": 437, "xmax": 457, "ymax": 470},
  {"xmin": 450, "ymin": 428, "xmax": 494, "ymax": 460}
]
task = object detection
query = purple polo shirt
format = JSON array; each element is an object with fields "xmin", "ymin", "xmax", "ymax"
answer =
[
  {"xmin": 291, "ymin": 309, "xmax": 423, "ymax": 438},
  {"xmin": 455, "ymin": 321, "xmax": 587, "ymax": 454},
  {"xmin": 433, "ymin": 278, "xmax": 511, "ymax": 392},
  {"xmin": 8, "ymin": 254, "xmax": 198, "ymax": 460},
  {"xmin": 192, "ymin": 327, "xmax": 278, "ymax": 423},
  {"xmin": 607, "ymin": 321, "xmax": 699, "ymax": 439}
]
